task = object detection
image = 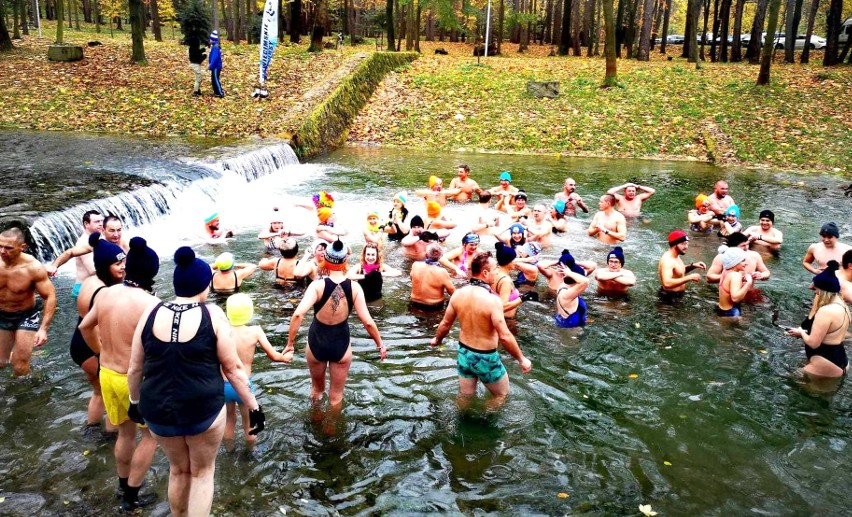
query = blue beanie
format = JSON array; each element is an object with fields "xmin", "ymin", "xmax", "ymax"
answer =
[
  {"xmin": 173, "ymin": 247, "xmax": 213, "ymax": 297},
  {"xmin": 559, "ymin": 249, "xmax": 586, "ymax": 276},
  {"xmin": 125, "ymin": 237, "xmax": 159, "ymax": 290},
  {"xmin": 89, "ymin": 232, "xmax": 126, "ymax": 284},
  {"xmin": 607, "ymin": 246, "xmax": 625, "ymax": 266},
  {"xmin": 813, "ymin": 261, "xmax": 841, "ymax": 293},
  {"xmin": 495, "ymin": 242, "xmax": 516, "ymax": 266}
]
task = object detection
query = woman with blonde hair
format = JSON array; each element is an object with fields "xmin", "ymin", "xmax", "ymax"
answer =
[
  {"xmin": 355, "ymin": 242, "xmax": 401, "ymax": 302},
  {"xmin": 787, "ymin": 261, "xmax": 850, "ymax": 378}
]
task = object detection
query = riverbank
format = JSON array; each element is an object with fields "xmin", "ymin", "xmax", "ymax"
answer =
[
  {"xmin": 1, "ymin": 24, "xmax": 849, "ymax": 173},
  {"xmin": 349, "ymin": 42, "xmax": 851, "ymax": 173}
]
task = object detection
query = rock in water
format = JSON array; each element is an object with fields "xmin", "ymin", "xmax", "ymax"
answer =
[{"xmin": 527, "ymin": 81, "xmax": 560, "ymax": 99}]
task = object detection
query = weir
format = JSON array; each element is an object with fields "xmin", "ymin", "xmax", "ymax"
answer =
[{"xmin": 17, "ymin": 141, "xmax": 300, "ymax": 262}]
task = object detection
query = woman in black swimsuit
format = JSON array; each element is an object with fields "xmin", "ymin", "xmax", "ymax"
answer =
[
  {"xmin": 788, "ymin": 261, "xmax": 851, "ymax": 378},
  {"xmin": 285, "ymin": 240, "xmax": 386, "ymax": 411},
  {"xmin": 258, "ymin": 237, "xmax": 304, "ymax": 285},
  {"xmin": 72, "ymin": 233, "xmax": 126, "ymax": 430}
]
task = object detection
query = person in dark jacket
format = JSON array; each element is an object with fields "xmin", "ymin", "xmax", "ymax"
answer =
[
  {"xmin": 208, "ymin": 31, "xmax": 224, "ymax": 98},
  {"xmin": 188, "ymin": 41, "xmax": 207, "ymax": 96}
]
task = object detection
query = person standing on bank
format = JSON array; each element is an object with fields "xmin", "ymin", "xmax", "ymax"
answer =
[
  {"xmin": 188, "ymin": 37, "xmax": 207, "ymax": 96},
  {"xmin": 285, "ymin": 240, "xmax": 386, "ymax": 412},
  {"xmin": 208, "ymin": 31, "xmax": 224, "ymax": 98},
  {"xmin": 127, "ymin": 247, "xmax": 264, "ymax": 517}
]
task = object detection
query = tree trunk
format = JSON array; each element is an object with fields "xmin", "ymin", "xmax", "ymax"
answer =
[
  {"xmin": 586, "ymin": 0, "xmax": 595, "ymax": 55},
  {"xmin": 718, "ymin": 0, "xmax": 731, "ymax": 61},
  {"xmin": 308, "ymin": 0, "xmax": 324, "ymax": 51},
  {"xmin": 784, "ymin": 0, "xmax": 802, "ymax": 63},
  {"xmin": 746, "ymin": 0, "xmax": 768, "ymax": 62},
  {"xmin": 415, "ymin": 2, "xmax": 421, "ymax": 51},
  {"xmin": 12, "ymin": 0, "xmax": 20, "ymax": 39},
  {"xmin": 730, "ymin": 0, "xmax": 745, "ymax": 61},
  {"xmin": 823, "ymin": 0, "xmax": 842, "ymax": 65},
  {"xmin": 602, "ymin": 0, "xmax": 617, "ymax": 86},
  {"xmin": 615, "ymin": 0, "xmax": 624, "ymax": 55},
  {"xmin": 624, "ymin": 0, "xmax": 639, "ymax": 57},
  {"xmin": 0, "ymin": 0, "xmax": 12, "ymax": 50},
  {"xmin": 245, "ymin": 0, "xmax": 252, "ymax": 43},
  {"xmin": 709, "ymin": 0, "xmax": 719, "ymax": 61},
  {"xmin": 552, "ymin": 0, "xmax": 562, "ymax": 44},
  {"xmin": 129, "ymin": 0, "xmax": 145, "ymax": 62},
  {"xmin": 385, "ymin": 0, "xmax": 393, "ymax": 49},
  {"xmin": 55, "ymin": 0, "xmax": 64, "ymax": 42},
  {"xmin": 94, "ymin": 0, "xmax": 101, "ymax": 33},
  {"xmin": 700, "ymin": 0, "xmax": 709, "ymax": 61},
  {"xmin": 682, "ymin": 0, "xmax": 692, "ymax": 57},
  {"xmin": 800, "ymin": 0, "xmax": 819, "ymax": 63},
  {"xmin": 636, "ymin": 0, "xmax": 653, "ymax": 59},
  {"xmin": 150, "ymin": 0, "xmax": 162, "ymax": 41},
  {"xmin": 73, "ymin": 0, "xmax": 80, "ymax": 30},
  {"xmin": 405, "ymin": 0, "xmax": 413, "ymax": 50},
  {"xmin": 558, "ymin": 0, "xmax": 571, "ymax": 54},
  {"xmin": 290, "ymin": 0, "xmax": 301, "ymax": 42},
  {"xmin": 687, "ymin": 0, "xmax": 701, "ymax": 65},
  {"xmin": 757, "ymin": 0, "xmax": 781, "ymax": 83},
  {"xmin": 660, "ymin": 0, "xmax": 670, "ymax": 53},
  {"xmin": 571, "ymin": 0, "xmax": 581, "ymax": 53},
  {"xmin": 66, "ymin": 0, "xmax": 71, "ymax": 28},
  {"xmin": 497, "ymin": 0, "xmax": 504, "ymax": 52},
  {"xmin": 212, "ymin": 0, "xmax": 218, "ymax": 33}
]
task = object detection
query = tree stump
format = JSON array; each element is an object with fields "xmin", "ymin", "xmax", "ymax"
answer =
[
  {"xmin": 47, "ymin": 45, "xmax": 84, "ymax": 62},
  {"xmin": 527, "ymin": 81, "xmax": 560, "ymax": 98}
]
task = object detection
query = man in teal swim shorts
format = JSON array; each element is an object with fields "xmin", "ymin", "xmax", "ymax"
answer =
[{"xmin": 430, "ymin": 252, "xmax": 532, "ymax": 406}]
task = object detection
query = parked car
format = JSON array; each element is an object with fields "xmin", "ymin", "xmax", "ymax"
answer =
[
  {"xmin": 839, "ymin": 18, "xmax": 851, "ymax": 45},
  {"xmin": 665, "ymin": 34, "xmax": 685, "ymax": 44},
  {"xmin": 696, "ymin": 34, "xmax": 734, "ymax": 44},
  {"xmin": 742, "ymin": 32, "xmax": 826, "ymax": 49}
]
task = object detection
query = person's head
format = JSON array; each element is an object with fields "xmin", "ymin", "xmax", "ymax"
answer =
[
  {"xmin": 89, "ymin": 232, "xmax": 126, "ymax": 285},
  {"xmin": 462, "ymin": 232, "xmax": 480, "ymax": 253},
  {"xmin": 173, "ymin": 246, "xmax": 212, "ymax": 298},
  {"xmin": 477, "ymin": 191, "xmax": 492, "ymax": 205},
  {"xmin": 599, "ymin": 193, "xmax": 616, "ymax": 211},
  {"xmin": 725, "ymin": 205, "xmax": 740, "ymax": 222},
  {"xmin": 393, "ymin": 192, "xmax": 407, "ymax": 210},
  {"xmin": 425, "ymin": 242, "xmax": 443, "ymax": 262},
  {"xmin": 83, "ymin": 210, "xmax": 104, "ymax": 233},
  {"xmin": 269, "ymin": 209, "xmax": 284, "ymax": 232},
  {"xmin": 514, "ymin": 190, "xmax": 528, "ymax": 209},
  {"xmin": 532, "ymin": 204, "xmax": 546, "ymax": 221},
  {"xmin": 721, "ymin": 246, "xmax": 746, "ymax": 271},
  {"xmin": 278, "ymin": 237, "xmax": 299, "ymax": 258},
  {"xmin": 820, "ymin": 222, "xmax": 840, "ymax": 246},
  {"xmin": 410, "ymin": 215, "xmax": 425, "ymax": 235},
  {"xmin": 564, "ymin": 178, "xmax": 576, "ymax": 193},
  {"xmin": 559, "ymin": 249, "xmax": 586, "ymax": 276},
  {"xmin": 713, "ymin": 180, "xmax": 729, "ymax": 198},
  {"xmin": 509, "ymin": 223, "xmax": 526, "ymax": 245},
  {"xmin": 499, "ymin": 171, "xmax": 512, "ymax": 187},
  {"xmin": 726, "ymin": 232, "xmax": 749, "ymax": 251},
  {"xmin": 668, "ymin": 230, "xmax": 689, "ymax": 256},
  {"xmin": 0, "ymin": 227, "xmax": 27, "ymax": 263},
  {"xmin": 366, "ymin": 211, "xmax": 381, "ymax": 231},
  {"xmin": 215, "ymin": 252, "xmax": 235, "ymax": 272},
  {"xmin": 311, "ymin": 241, "xmax": 328, "ymax": 262},
  {"xmin": 470, "ymin": 251, "xmax": 495, "ymax": 279},
  {"xmin": 624, "ymin": 185, "xmax": 637, "ymax": 200},
  {"xmin": 205, "ymin": 212, "xmax": 220, "ymax": 232},
  {"xmin": 607, "ymin": 246, "xmax": 625, "ymax": 271},
  {"xmin": 551, "ymin": 200, "xmax": 566, "ymax": 219},
  {"xmin": 457, "ymin": 164, "xmax": 470, "ymax": 179},
  {"xmin": 843, "ymin": 250, "xmax": 852, "ymax": 271},
  {"xmin": 124, "ymin": 237, "xmax": 159, "ymax": 292},
  {"xmin": 317, "ymin": 207, "xmax": 334, "ymax": 225},
  {"xmin": 426, "ymin": 201, "xmax": 441, "ymax": 219},
  {"xmin": 361, "ymin": 242, "xmax": 381, "ymax": 266},
  {"xmin": 813, "ymin": 261, "xmax": 842, "ymax": 308},
  {"xmin": 758, "ymin": 210, "xmax": 775, "ymax": 230},
  {"xmin": 429, "ymin": 175, "xmax": 443, "ymax": 191},
  {"xmin": 226, "ymin": 293, "xmax": 254, "ymax": 327},
  {"xmin": 695, "ymin": 194, "xmax": 710, "ymax": 213},
  {"xmin": 495, "ymin": 242, "xmax": 516, "ymax": 267},
  {"xmin": 324, "ymin": 239, "xmax": 348, "ymax": 272},
  {"xmin": 103, "ymin": 215, "xmax": 122, "ymax": 244},
  {"xmin": 312, "ymin": 191, "xmax": 335, "ymax": 209}
]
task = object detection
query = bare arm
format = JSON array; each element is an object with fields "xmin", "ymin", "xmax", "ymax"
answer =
[
  {"xmin": 802, "ymin": 245, "xmax": 819, "ymax": 274},
  {"xmin": 285, "ymin": 282, "xmax": 320, "ymax": 353},
  {"xmin": 728, "ymin": 272, "xmax": 753, "ymax": 303},
  {"xmin": 127, "ymin": 305, "xmax": 156, "ymax": 402},
  {"xmin": 490, "ymin": 301, "xmax": 532, "ymax": 373},
  {"xmin": 789, "ymin": 307, "xmax": 839, "ymax": 348},
  {"xmin": 608, "ymin": 217, "xmax": 627, "ymax": 241},
  {"xmin": 660, "ymin": 260, "xmax": 701, "ymax": 289},
  {"xmin": 576, "ymin": 196, "xmax": 589, "ymax": 213},
  {"xmin": 32, "ymin": 265, "xmax": 56, "ymax": 346},
  {"xmin": 351, "ymin": 283, "xmax": 386, "ymax": 360},
  {"xmin": 430, "ymin": 299, "xmax": 458, "ymax": 346},
  {"xmin": 380, "ymin": 264, "xmax": 403, "ymax": 277},
  {"xmin": 254, "ymin": 327, "xmax": 293, "ymax": 363},
  {"xmin": 78, "ymin": 298, "xmax": 101, "ymax": 354},
  {"xmin": 46, "ymin": 243, "xmax": 92, "ymax": 276},
  {"xmin": 236, "ymin": 263, "xmax": 257, "ymax": 281},
  {"xmin": 258, "ymin": 257, "xmax": 276, "ymax": 271},
  {"xmin": 638, "ymin": 185, "xmax": 656, "ymax": 200},
  {"xmin": 587, "ymin": 216, "xmax": 601, "ymax": 237},
  {"xmin": 606, "ymin": 184, "xmax": 630, "ymax": 195}
]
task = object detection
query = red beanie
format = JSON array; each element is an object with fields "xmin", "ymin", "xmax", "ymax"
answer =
[{"xmin": 668, "ymin": 231, "xmax": 689, "ymax": 247}]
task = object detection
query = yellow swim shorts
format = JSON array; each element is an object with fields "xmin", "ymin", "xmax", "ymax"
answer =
[{"xmin": 99, "ymin": 366, "xmax": 144, "ymax": 427}]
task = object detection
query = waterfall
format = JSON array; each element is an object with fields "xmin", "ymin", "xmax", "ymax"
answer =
[{"xmin": 25, "ymin": 142, "xmax": 300, "ymax": 262}]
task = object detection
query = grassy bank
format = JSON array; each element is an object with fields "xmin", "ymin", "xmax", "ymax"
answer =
[{"xmin": 349, "ymin": 42, "xmax": 851, "ymax": 173}]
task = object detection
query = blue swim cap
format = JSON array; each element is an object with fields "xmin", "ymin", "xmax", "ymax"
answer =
[
  {"xmin": 499, "ymin": 171, "xmax": 512, "ymax": 182},
  {"xmin": 726, "ymin": 205, "xmax": 740, "ymax": 218}
]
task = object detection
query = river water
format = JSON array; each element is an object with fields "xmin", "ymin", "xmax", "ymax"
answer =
[{"xmin": 1, "ymin": 138, "xmax": 851, "ymax": 516}]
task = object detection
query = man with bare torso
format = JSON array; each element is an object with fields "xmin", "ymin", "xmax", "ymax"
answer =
[
  {"xmin": 410, "ymin": 243, "xmax": 456, "ymax": 311},
  {"xmin": 554, "ymin": 177, "xmax": 589, "ymax": 217},
  {"xmin": 430, "ymin": 252, "xmax": 532, "ymax": 406},
  {"xmin": 0, "ymin": 227, "xmax": 56, "ymax": 377},
  {"xmin": 448, "ymin": 164, "xmax": 481, "ymax": 203},
  {"xmin": 802, "ymin": 222, "xmax": 850, "ymax": 274},
  {"xmin": 706, "ymin": 232, "xmax": 771, "ymax": 285},
  {"xmin": 606, "ymin": 182, "xmax": 656, "ymax": 217},
  {"xmin": 401, "ymin": 216, "xmax": 440, "ymax": 260},
  {"xmin": 658, "ymin": 231, "xmax": 706, "ymax": 301},
  {"xmin": 527, "ymin": 205, "xmax": 554, "ymax": 248},
  {"xmin": 707, "ymin": 180, "xmax": 735, "ymax": 217},
  {"xmin": 46, "ymin": 210, "xmax": 103, "ymax": 298},
  {"xmin": 587, "ymin": 194, "xmax": 627, "ymax": 244},
  {"xmin": 78, "ymin": 236, "xmax": 160, "ymax": 511},
  {"xmin": 743, "ymin": 210, "xmax": 783, "ymax": 252}
]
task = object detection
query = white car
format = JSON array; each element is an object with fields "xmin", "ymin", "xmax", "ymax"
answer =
[{"xmin": 774, "ymin": 34, "xmax": 827, "ymax": 50}]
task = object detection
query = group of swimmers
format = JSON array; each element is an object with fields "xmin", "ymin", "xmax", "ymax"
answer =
[{"xmin": 1, "ymin": 168, "xmax": 851, "ymax": 513}]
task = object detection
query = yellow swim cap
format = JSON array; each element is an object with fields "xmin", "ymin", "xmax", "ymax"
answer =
[
  {"xmin": 215, "ymin": 252, "xmax": 235, "ymax": 271},
  {"xmin": 429, "ymin": 175, "xmax": 441, "ymax": 188},
  {"xmin": 426, "ymin": 201, "xmax": 441, "ymax": 217},
  {"xmin": 226, "ymin": 293, "xmax": 254, "ymax": 326}
]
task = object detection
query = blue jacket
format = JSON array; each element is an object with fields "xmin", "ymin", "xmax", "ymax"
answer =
[{"xmin": 208, "ymin": 44, "xmax": 222, "ymax": 71}]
